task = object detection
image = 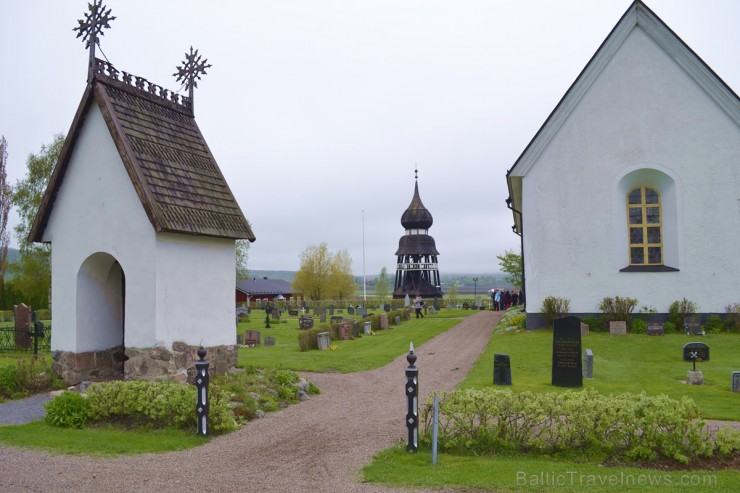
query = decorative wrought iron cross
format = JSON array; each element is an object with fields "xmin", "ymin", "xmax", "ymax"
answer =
[
  {"xmin": 174, "ymin": 47, "xmax": 212, "ymax": 115},
  {"xmin": 74, "ymin": 0, "xmax": 116, "ymax": 81}
]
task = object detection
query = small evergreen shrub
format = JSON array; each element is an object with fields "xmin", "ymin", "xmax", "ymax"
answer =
[
  {"xmin": 668, "ymin": 298, "xmax": 698, "ymax": 327},
  {"xmin": 581, "ymin": 315, "xmax": 606, "ymax": 332},
  {"xmin": 663, "ymin": 321, "xmax": 677, "ymax": 334},
  {"xmin": 630, "ymin": 318, "xmax": 647, "ymax": 334},
  {"xmin": 44, "ymin": 391, "xmax": 90, "ymax": 428},
  {"xmin": 704, "ymin": 315, "xmax": 726, "ymax": 334},
  {"xmin": 540, "ymin": 296, "xmax": 570, "ymax": 327},
  {"xmin": 599, "ymin": 296, "xmax": 638, "ymax": 323}
]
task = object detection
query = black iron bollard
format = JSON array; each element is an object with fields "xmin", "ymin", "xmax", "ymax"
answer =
[
  {"xmin": 405, "ymin": 341, "xmax": 419, "ymax": 452},
  {"xmin": 195, "ymin": 346, "xmax": 210, "ymax": 436}
]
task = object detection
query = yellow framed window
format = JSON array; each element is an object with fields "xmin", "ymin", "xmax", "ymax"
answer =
[{"xmin": 627, "ymin": 187, "xmax": 663, "ymax": 265}]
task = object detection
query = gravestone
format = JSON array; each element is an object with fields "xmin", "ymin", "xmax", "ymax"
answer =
[
  {"xmin": 352, "ymin": 321, "xmax": 359, "ymax": 337},
  {"xmin": 245, "ymin": 330, "xmax": 261, "ymax": 346},
  {"xmin": 379, "ymin": 303, "xmax": 385, "ymax": 311},
  {"xmin": 347, "ymin": 306, "xmax": 355, "ymax": 315},
  {"xmin": 357, "ymin": 307, "xmax": 367, "ymax": 317},
  {"xmin": 272, "ymin": 309, "xmax": 280, "ymax": 321},
  {"xmin": 732, "ymin": 372, "xmax": 740, "ymax": 393},
  {"xmin": 683, "ymin": 342, "xmax": 710, "ymax": 364},
  {"xmin": 337, "ymin": 309, "xmax": 343, "ymax": 314},
  {"xmin": 552, "ymin": 316, "xmax": 583, "ymax": 387},
  {"xmin": 14, "ymin": 303, "xmax": 32, "ymax": 349},
  {"xmin": 384, "ymin": 305, "xmax": 391, "ymax": 313},
  {"xmin": 299, "ymin": 316, "xmax": 314, "ymax": 330},
  {"xmin": 583, "ymin": 349, "xmax": 594, "ymax": 379},
  {"xmin": 580, "ymin": 323, "xmax": 589, "ymax": 337},
  {"xmin": 609, "ymin": 321, "xmax": 626, "ymax": 335},
  {"xmin": 339, "ymin": 324, "xmax": 351, "ymax": 340},
  {"xmin": 647, "ymin": 324, "xmax": 664, "ymax": 336},
  {"xmin": 331, "ymin": 316, "xmax": 343, "ymax": 324},
  {"xmin": 288, "ymin": 309, "xmax": 299, "ymax": 316},
  {"xmin": 319, "ymin": 312, "xmax": 327, "ymax": 323},
  {"xmin": 493, "ymin": 354, "xmax": 512, "ymax": 385},
  {"xmin": 394, "ymin": 315, "xmax": 401, "ymax": 325},
  {"xmin": 363, "ymin": 321, "xmax": 372, "ymax": 335},
  {"xmin": 684, "ymin": 317, "xmax": 704, "ymax": 336},
  {"xmin": 236, "ymin": 304, "xmax": 249, "ymax": 318},
  {"xmin": 329, "ymin": 306, "xmax": 335, "ymax": 316},
  {"xmin": 380, "ymin": 313, "xmax": 389, "ymax": 330},
  {"xmin": 264, "ymin": 336, "xmax": 276, "ymax": 347},
  {"xmin": 236, "ymin": 334, "xmax": 244, "ymax": 345},
  {"xmin": 317, "ymin": 332, "xmax": 331, "ymax": 351}
]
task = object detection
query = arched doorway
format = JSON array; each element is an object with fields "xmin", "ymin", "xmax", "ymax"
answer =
[{"xmin": 76, "ymin": 252, "xmax": 126, "ymax": 377}]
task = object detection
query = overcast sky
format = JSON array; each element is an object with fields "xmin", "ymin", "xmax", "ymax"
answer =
[{"xmin": 1, "ymin": 0, "xmax": 738, "ymax": 276}]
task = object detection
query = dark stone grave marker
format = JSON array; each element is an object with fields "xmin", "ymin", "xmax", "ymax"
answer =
[
  {"xmin": 732, "ymin": 372, "xmax": 740, "ymax": 393},
  {"xmin": 347, "ymin": 306, "xmax": 355, "ymax": 315},
  {"xmin": 320, "ymin": 312, "xmax": 327, "ymax": 323},
  {"xmin": 684, "ymin": 317, "xmax": 704, "ymax": 336},
  {"xmin": 331, "ymin": 316, "xmax": 343, "ymax": 324},
  {"xmin": 552, "ymin": 316, "xmax": 583, "ymax": 387},
  {"xmin": 264, "ymin": 336, "xmax": 276, "ymax": 347},
  {"xmin": 647, "ymin": 324, "xmax": 664, "ymax": 336},
  {"xmin": 299, "ymin": 316, "xmax": 314, "ymax": 330},
  {"xmin": 683, "ymin": 342, "xmax": 710, "ymax": 366},
  {"xmin": 493, "ymin": 354, "xmax": 512, "ymax": 385}
]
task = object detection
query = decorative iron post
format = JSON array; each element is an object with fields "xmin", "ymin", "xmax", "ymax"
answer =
[
  {"xmin": 405, "ymin": 341, "xmax": 419, "ymax": 452},
  {"xmin": 195, "ymin": 346, "xmax": 209, "ymax": 436}
]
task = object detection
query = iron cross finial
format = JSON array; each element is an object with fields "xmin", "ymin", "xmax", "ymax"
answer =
[
  {"xmin": 174, "ymin": 46, "xmax": 212, "ymax": 115},
  {"xmin": 74, "ymin": 0, "xmax": 115, "ymax": 81}
]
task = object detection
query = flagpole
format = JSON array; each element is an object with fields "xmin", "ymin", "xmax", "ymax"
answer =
[{"xmin": 362, "ymin": 210, "xmax": 367, "ymax": 303}]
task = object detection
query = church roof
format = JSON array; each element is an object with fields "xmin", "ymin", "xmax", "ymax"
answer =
[
  {"xmin": 400, "ymin": 181, "xmax": 433, "ymax": 230},
  {"xmin": 505, "ymin": 0, "xmax": 739, "ymax": 234},
  {"xmin": 236, "ymin": 278, "xmax": 296, "ymax": 296},
  {"xmin": 30, "ymin": 58, "xmax": 255, "ymax": 242}
]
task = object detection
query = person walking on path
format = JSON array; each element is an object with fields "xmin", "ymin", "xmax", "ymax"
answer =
[{"xmin": 413, "ymin": 295, "xmax": 424, "ymax": 318}]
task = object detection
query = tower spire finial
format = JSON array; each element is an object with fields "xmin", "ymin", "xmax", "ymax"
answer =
[
  {"xmin": 415, "ymin": 163, "xmax": 418, "ymax": 181},
  {"xmin": 74, "ymin": 0, "xmax": 116, "ymax": 83}
]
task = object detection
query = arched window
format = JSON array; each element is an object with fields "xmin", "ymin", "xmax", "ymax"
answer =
[{"xmin": 627, "ymin": 187, "xmax": 663, "ymax": 265}]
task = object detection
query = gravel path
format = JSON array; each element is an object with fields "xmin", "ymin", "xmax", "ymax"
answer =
[
  {"xmin": 0, "ymin": 311, "xmax": 501, "ymax": 493},
  {"xmin": 0, "ymin": 393, "xmax": 52, "ymax": 425}
]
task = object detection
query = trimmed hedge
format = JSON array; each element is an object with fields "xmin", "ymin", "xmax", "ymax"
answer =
[{"xmin": 421, "ymin": 388, "xmax": 740, "ymax": 465}]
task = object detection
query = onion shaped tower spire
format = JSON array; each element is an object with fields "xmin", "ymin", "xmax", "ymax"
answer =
[{"xmin": 393, "ymin": 169, "xmax": 443, "ymax": 299}]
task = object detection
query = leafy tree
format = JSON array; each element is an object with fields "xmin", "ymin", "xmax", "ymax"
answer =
[
  {"xmin": 328, "ymin": 249, "xmax": 355, "ymax": 300},
  {"xmin": 448, "ymin": 281, "xmax": 459, "ymax": 300},
  {"xmin": 236, "ymin": 239, "xmax": 250, "ymax": 281},
  {"xmin": 9, "ymin": 134, "xmax": 64, "ymax": 308},
  {"xmin": 293, "ymin": 243, "xmax": 332, "ymax": 301},
  {"xmin": 375, "ymin": 266, "xmax": 391, "ymax": 302},
  {"xmin": 496, "ymin": 249, "xmax": 523, "ymax": 289},
  {"xmin": 292, "ymin": 243, "xmax": 356, "ymax": 301},
  {"xmin": 0, "ymin": 136, "xmax": 11, "ymax": 279}
]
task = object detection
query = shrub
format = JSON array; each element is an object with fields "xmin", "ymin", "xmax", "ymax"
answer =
[
  {"xmin": 636, "ymin": 305, "xmax": 658, "ymax": 322},
  {"xmin": 540, "ymin": 296, "xmax": 570, "ymax": 327},
  {"xmin": 663, "ymin": 321, "xmax": 677, "ymax": 334},
  {"xmin": 0, "ymin": 357, "xmax": 61, "ymax": 400},
  {"xmin": 668, "ymin": 298, "xmax": 698, "ymax": 327},
  {"xmin": 44, "ymin": 391, "xmax": 90, "ymax": 428},
  {"xmin": 704, "ymin": 315, "xmax": 726, "ymax": 334},
  {"xmin": 630, "ymin": 318, "xmax": 647, "ymax": 334},
  {"xmin": 599, "ymin": 296, "xmax": 638, "ymax": 323},
  {"xmin": 86, "ymin": 380, "xmax": 236, "ymax": 434},
  {"xmin": 421, "ymin": 388, "xmax": 739, "ymax": 465},
  {"xmin": 580, "ymin": 315, "xmax": 606, "ymax": 332},
  {"xmin": 0, "ymin": 365, "xmax": 20, "ymax": 400},
  {"xmin": 725, "ymin": 303, "xmax": 740, "ymax": 332},
  {"xmin": 509, "ymin": 314, "xmax": 526, "ymax": 329}
]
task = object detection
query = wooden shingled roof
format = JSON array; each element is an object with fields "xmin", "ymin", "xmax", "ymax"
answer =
[{"xmin": 30, "ymin": 59, "xmax": 255, "ymax": 242}]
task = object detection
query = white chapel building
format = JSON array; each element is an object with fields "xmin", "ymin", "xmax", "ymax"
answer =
[
  {"xmin": 506, "ymin": 1, "xmax": 739, "ymax": 328},
  {"xmin": 30, "ymin": 59, "xmax": 255, "ymax": 383}
]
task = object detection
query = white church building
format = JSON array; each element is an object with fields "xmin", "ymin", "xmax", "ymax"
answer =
[
  {"xmin": 30, "ymin": 57, "xmax": 255, "ymax": 383},
  {"xmin": 506, "ymin": 1, "xmax": 739, "ymax": 328}
]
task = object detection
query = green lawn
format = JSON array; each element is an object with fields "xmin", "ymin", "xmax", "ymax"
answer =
[
  {"xmin": 461, "ymin": 329, "xmax": 740, "ymax": 420},
  {"xmin": 237, "ymin": 309, "xmax": 473, "ymax": 373},
  {"xmin": 363, "ymin": 446, "xmax": 740, "ymax": 493},
  {"xmin": 0, "ymin": 422, "xmax": 206, "ymax": 455}
]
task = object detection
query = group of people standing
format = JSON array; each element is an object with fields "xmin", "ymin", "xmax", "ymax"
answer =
[{"xmin": 491, "ymin": 289, "xmax": 523, "ymax": 311}]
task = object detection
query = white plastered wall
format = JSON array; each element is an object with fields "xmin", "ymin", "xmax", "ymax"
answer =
[
  {"xmin": 522, "ymin": 28, "xmax": 740, "ymax": 315},
  {"xmin": 42, "ymin": 103, "xmax": 238, "ymax": 352}
]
